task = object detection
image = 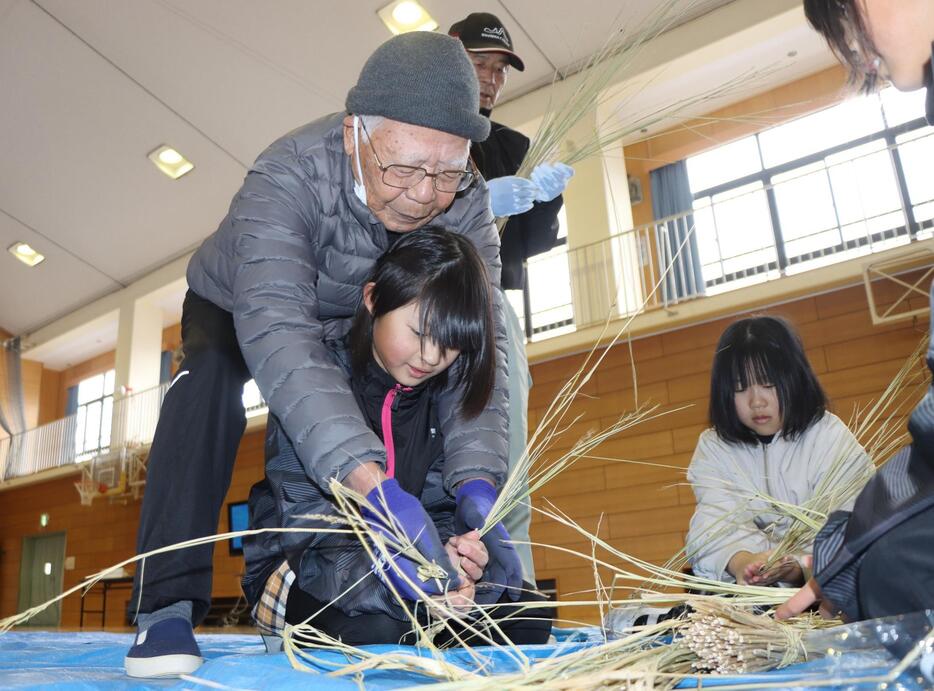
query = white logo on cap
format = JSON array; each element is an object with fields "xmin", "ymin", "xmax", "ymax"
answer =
[{"xmin": 481, "ymin": 26, "xmax": 508, "ymax": 45}]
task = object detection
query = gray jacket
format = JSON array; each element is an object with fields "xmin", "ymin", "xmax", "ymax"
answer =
[{"xmin": 188, "ymin": 112, "xmax": 509, "ymax": 493}]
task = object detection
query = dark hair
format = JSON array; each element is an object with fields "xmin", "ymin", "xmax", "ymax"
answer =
[
  {"xmin": 803, "ymin": 0, "xmax": 880, "ymax": 92},
  {"xmin": 709, "ymin": 316, "xmax": 828, "ymax": 444},
  {"xmin": 349, "ymin": 227, "xmax": 495, "ymax": 418}
]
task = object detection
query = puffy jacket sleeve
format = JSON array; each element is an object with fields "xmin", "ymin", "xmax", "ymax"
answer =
[
  {"xmin": 686, "ymin": 430, "xmax": 771, "ymax": 582},
  {"xmin": 438, "ymin": 183, "xmax": 509, "ymax": 492},
  {"xmin": 228, "ymin": 144, "xmax": 386, "ymax": 488}
]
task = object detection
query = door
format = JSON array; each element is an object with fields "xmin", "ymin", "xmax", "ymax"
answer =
[{"xmin": 17, "ymin": 532, "xmax": 66, "ymax": 627}]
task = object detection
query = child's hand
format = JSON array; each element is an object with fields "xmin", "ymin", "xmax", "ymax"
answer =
[
  {"xmin": 437, "ymin": 538, "xmax": 480, "ymax": 612},
  {"xmin": 432, "ymin": 578, "xmax": 476, "ymax": 612},
  {"xmin": 729, "ymin": 550, "xmax": 770, "ymax": 584},
  {"xmin": 745, "ymin": 555, "xmax": 804, "ymax": 586},
  {"xmin": 446, "ymin": 530, "xmax": 488, "ymax": 584}
]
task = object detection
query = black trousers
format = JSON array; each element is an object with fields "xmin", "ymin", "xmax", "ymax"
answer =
[
  {"xmin": 131, "ymin": 291, "xmax": 250, "ymax": 625},
  {"xmin": 285, "ymin": 582, "xmax": 552, "ymax": 648}
]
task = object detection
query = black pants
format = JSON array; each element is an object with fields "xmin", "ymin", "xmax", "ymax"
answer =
[
  {"xmin": 285, "ymin": 582, "xmax": 552, "ymax": 648},
  {"xmin": 131, "ymin": 291, "xmax": 250, "ymax": 625}
]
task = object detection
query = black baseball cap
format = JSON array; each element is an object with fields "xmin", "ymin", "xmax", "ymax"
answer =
[{"xmin": 448, "ymin": 12, "xmax": 525, "ymax": 72}]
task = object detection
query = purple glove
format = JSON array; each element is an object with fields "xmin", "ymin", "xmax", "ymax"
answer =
[
  {"xmin": 530, "ymin": 162, "xmax": 574, "ymax": 202},
  {"xmin": 454, "ymin": 479, "xmax": 523, "ymax": 602},
  {"xmin": 362, "ymin": 478, "xmax": 460, "ymax": 600}
]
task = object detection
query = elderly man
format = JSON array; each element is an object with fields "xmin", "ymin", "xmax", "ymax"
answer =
[
  {"xmin": 450, "ymin": 12, "xmax": 574, "ymax": 582},
  {"xmin": 125, "ymin": 32, "xmax": 516, "ymax": 678}
]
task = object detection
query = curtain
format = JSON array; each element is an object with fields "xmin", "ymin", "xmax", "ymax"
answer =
[
  {"xmin": 0, "ymin": 336, "xmax": 27, "ymax": 479},
  {"xmin": 65, "ymin": 385, "xmax": 79, "ymax": 416},
  {"xmin": 160, "ymin": 350, "xmax": 173, "ymax": 384},
  {"xmin": 650, "ymin": 160, "xmax": 706, "ymax": 303}
]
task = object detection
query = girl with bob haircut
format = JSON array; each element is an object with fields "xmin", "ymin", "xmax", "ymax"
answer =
[
  {"xmin": 242, "ymin": 228, "xmax": 549, "ymax": 648},
  {"xmin": 686, "ymin": 316, "xmax": 872, "ymax": 587}
]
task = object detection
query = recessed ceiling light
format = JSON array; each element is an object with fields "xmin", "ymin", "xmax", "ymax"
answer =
[
  {"xmin": 377, "ymin": 1, "xmax": 437, "ymax": 35},
  {"xmin": 147, "ymin": 145, "xmax": 194, "ymax": 180},
  {"xmin": 8, "ymin": 241, "xmax": 45, "ymax": 267}
]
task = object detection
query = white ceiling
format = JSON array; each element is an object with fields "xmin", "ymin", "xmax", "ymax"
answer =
[{"xmin": 1, "ymin": 0, "xmax": 835, "ymax": 357}]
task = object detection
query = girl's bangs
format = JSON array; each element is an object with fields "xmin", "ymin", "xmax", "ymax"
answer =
[
  {"xmin": 729, "ymin": 345, "xmax": 780, "ymax": 390},
  {"xmin": 418, "ymin": 288, "xmax": 486, "ymax": 354}
]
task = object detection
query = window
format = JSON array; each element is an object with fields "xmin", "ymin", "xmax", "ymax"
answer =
[
  {"xmin": 686, "ymin": 136, "xmax": 762, "ymax": 191},
  {"xmin": 74, "ymin": 370, "xmax": 115, "ymax": 460},
  {"xmin": 686, "ymin": 86, "xmax": 931, "ymax": 289},
  {"xmin": 515, "ymin": 207, "xmax": 574, "ymax": 339},
  {"xmin": 896, "ymin": 127, "xmax": 934, "ymax": 232},
  {"xmin": 241, "ymin": 380, "xmax": 266, "ymax": 418}
]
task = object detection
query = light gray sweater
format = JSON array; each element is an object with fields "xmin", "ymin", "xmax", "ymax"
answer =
[{"xmin": 686, "ymin": 412, "xmax": 872, "ymax": 583}]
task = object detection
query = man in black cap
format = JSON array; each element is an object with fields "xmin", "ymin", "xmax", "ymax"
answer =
[
  {"xmin": 450, "ymin": 12, "xmax": 574, "ymax": 583},
  {"xmin": 124, "ymin": 31, "xmax": 514, "ymax": 678}
]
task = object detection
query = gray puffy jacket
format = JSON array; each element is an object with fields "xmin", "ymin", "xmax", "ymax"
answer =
[{"xmin": 187, "ymin": 112, "xmax": 509, "ymax": 493}]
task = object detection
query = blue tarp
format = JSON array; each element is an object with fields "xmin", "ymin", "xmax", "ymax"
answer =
[{"xmin": 0, "ymin": 628, "xmax": 922, "ymax": 690}]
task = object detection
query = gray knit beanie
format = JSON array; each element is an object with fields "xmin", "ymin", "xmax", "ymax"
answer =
[{"xmin": 346, "ymin": 32, "xmax": 490, "ymax": 142}]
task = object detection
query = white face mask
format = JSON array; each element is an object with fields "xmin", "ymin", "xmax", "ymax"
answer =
[{"xmin": 352, "ymin": 115, "xmax": 367, "ymax": 206}]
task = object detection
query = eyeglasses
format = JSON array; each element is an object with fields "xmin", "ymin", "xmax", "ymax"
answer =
[{"xmin": 360, "ymin": 121, "xmax": 476, "ymax": 194}]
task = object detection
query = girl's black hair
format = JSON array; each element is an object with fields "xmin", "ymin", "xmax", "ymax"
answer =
[
  {"xmin": 349, "ymin": 227, "xmax": 495, "ymax": 418},
  {"xmin": 709, "ymin": 316, "xmax": 828, "ymax": 444},
  {"xmin": 803, "ymin": 0, "xmax": 880, "ymax": 92}
]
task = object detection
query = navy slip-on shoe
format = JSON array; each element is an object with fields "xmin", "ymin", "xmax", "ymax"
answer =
[{"xmin": 125, "ymin": 617, "xmax": 203, "ymax": 678}]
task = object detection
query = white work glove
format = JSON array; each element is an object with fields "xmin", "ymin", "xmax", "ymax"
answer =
[
  {"xmin": 530, "ymin": 162, "xmax": 574, "ymax": 202},
  {"xmin": 487, "ymin": 176, "xmax": 539, "ymax": 217}
]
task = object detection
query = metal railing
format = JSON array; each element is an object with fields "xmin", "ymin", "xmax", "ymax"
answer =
[
  {"xmin": 524, "ymin": 211, "xmax": 713, "ymax": 337},
  {"xmin": 0, "ymin": 380, "xmax": 271, "ymax": 484},
  {"xmin": 0, "ymin": 382, "xmax": 170, "ymax": 482},
  {"xmin": 526, "ymin": 149, "xmax": 934, "ymax": 337}
]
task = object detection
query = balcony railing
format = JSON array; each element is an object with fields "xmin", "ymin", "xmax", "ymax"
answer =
[
  {"xmin": 0, "ymin": 382, "xmax": 170, "ymax": 482},
  {"xmin": 525, "ymin": 147, "xmax": 934, "ymax": 337}
]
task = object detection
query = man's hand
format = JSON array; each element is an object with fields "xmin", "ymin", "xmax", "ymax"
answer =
[
  {"xmin": 487, "ymin": 176, "xmax": 539, "ymax": 217},
  {"xmin": 438, "ymin": 539, "xmax": 480, "ymax": 612},
  {"xmin": 530, "ymin": 162, "xmax": 574, "ymax": 202},
  {"xmin": 728, "ymin": 550, "xmax": 771, "ymax": 585},
  {"xmin": 776, "ymin": 578, "xmax": 822, "ymax": 620}
]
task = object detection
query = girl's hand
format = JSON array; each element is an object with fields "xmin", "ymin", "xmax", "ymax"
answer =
[
  {"xmin": 745, "ymin": 555, "xmax": 804, "ymax": 586},
  {"xmin": 728, "ymin": 550, "xmax": 769, "ymax": 584},
  {"xmin": 446, "ymin": 530, "xmax": 488, "ymax": 583},
  {"xmin": 437, "ymin": 540, "xmax": 479, "ymax": 612},
  {"xmin": 432, "ymin": 577, "xmax": 476, "ymax": 612}
]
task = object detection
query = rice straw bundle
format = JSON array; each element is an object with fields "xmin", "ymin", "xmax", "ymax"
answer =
[{"xmin": 682, "ymin": 599, "xmax": 814, "ymax": 674}]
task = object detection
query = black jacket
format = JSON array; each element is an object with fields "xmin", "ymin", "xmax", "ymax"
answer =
[
  {"xmin": 471, "ymin": 120, "xmax": 564, "ymax": 290},
  {"xmin": 814, "ymin": 299, "xmax": 934, "ymax": 620},
  {"xmin": 242, "ymin": 345, "xmax": 455, "ymax": 617}
]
